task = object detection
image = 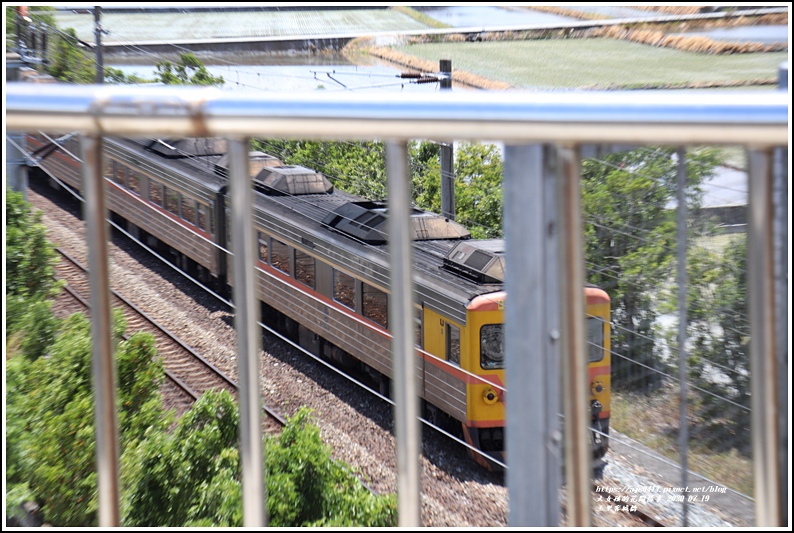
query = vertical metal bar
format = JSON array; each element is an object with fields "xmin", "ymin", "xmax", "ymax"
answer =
[
  {"xmin": 7, "ymin": 131, "xmax": 28, "ymax": 198},
  {"xmin": 505, "ymin": 144, "xmax": 561, "ymax": 526},
  {"xmin": 773, "ymin": 63, "xmax": 788, "ymax": 527},
  {"xmin": 676, "ymin": 146, "xmax": 690, "ymax": 526},
  {"xmin": 81, "ymin": 134, "xmax": 120, "ymax": 526},
  {"xmin": 385, "ymin": 141, "xmax": 421, "ymax": 527},
  {"xmin": 558, "ymin": 145, "xmax": 590, "ymax": 526},
  {"xmin": 228, "ymin": 138, "xmax": 266, "ymax": 526},
  {"xmin": 747, "ymin": 148, "xmax": 780, "ymax": 526}
]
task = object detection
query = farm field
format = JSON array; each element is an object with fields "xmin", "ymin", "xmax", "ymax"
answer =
[
  {"xmin": 52, "ymin": 8, "xmax": 430, "ymax": 42},
  {"xmin": 391, "ymin": 38, "xmax": 787, "ymax": 89}
]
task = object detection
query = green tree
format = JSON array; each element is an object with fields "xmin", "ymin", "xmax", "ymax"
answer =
[
  {"xmin": 45, "ymin": 29, "xmax": 151, "ymax": 85},
  {"xmin": 5, "ymin": 188, "xmax": 62, "ymax": 360},
  {"xmin": 453, "ymin": 141, "xmax": 504, "ymax": 238},
  {"xmin": 103, "ymin": 66, "xmax": 149, "ymax": 85},
  {"xmin": 154, "ymin": 52, "xmax": 225, "ymax": 87},
  {"xmin": 45, "ymin": 26, "xmax": 96, "ymax": 83},
  {"xmin": 123, "ymin": 397, "xmax": 396, "ymax": 527},
  {"xmin": 6, "ymin": 310, "xmax": 169, "ymax": 526},
  {"xmin": 265, "ymin": 408, "xmax": 396, "ymax": 527},
  {"xmin": 581, "ymin": 146, "xmax": 723, "ymax": 392},
  {"xmin": 122, "ymin": 389, "xmax": 239, "ymax": 526},
  {"xmin": 409, "ymin": 140, "xmax": 442, "ymax": 213},
  {"xmin": 677, "ymin": 235, "xmax": 750, "ymax": 452},
  {"xmin": 5, "ymin": 188, "xmax": 61, "ymax": 303}
]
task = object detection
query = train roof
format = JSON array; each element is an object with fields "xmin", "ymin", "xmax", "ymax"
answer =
[
  {"xmin": 251, "ymin": 189, "xmax": 504, "ymax": 323},
  {"xmin": 110, "ymin": 136, "xmax": 228, "ymax": 194},
  {"xmin": 109, "ymin": 135, "xmax": 507, "ymax": 323}
]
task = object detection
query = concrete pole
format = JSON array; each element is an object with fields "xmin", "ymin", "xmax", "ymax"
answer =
[
  {"xmin": 439, "ymin": 59, "xmax": 455, "ymax": 220},
  {"xmin": 94, "ymin": 7, "xmax": 103, "ymax": 84}
]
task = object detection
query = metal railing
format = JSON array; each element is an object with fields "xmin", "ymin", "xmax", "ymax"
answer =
[{"xmin": 6, "ymin": 82, "xmax": 788, "ymax": 527}]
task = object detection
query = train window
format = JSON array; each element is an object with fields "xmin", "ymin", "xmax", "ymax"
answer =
[
  {"xmin": 181, "ymin": 195, "xmax": 197, "ymax": 226},
  {"xmin": 112, "ymin": 160, "xmax": 126, "ymax": 187},
  {"xmin": 164, "ymin": 186, "xmax": 180, "ymax": 217},
  {"xmin": 447, "ymin": 323, "xmax": 461, "ymax": 366},
  {"xmin": 415, "ymin": 308, "xmax": 423, "ymax": 348},
  {"xmin": 103, "ymin": 158, "xmax": 114, "ymax": 179},
  {"xmin": 65, "ymin": 136, "xmax": 79, "ymax": 155},
  {"xmin": 362, "ymin": 283, "xmax": 388, "ymax": 329},
  {"xmin": 197, "ymin": 203, "xmax": 208, "ymax": 231},
  {"xmin": 333, "ymin": 270, "xmax": 355, "ymax": 310},
  {"xmin": 480, "ymin": 324, "xmax": 504, "ymax": 370},
  {"xmin": 295, "ymin": 249, "xmax": 315, "ymax": 289},
  {"xmin": 587, "ymin": 317, "xmax": 605, "ymax": 362},
  {"xmin": 271, "ymin": 238, "xmax": 290, "ymax": 275},
  {"xmin": 227, "ymin": 213, "xmax": 232, "ymax": 245},
  {"xmin": 257, "ymin": 232, "xmax": 269, "ymax": 263},
  {"xmin": 128, "ymin": 170, "xmax": 141, "ymax": 195},
  {"xmin": 149, "ymin": 180, "xmax": 163, "ymax": 207}
]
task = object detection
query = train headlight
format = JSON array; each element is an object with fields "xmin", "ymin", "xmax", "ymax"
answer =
[
  {"xmin": 591, "ymin": 380, "xmax": 604, "ymax": 395},
  {"xmin": 483, "ymin": 388, "xmax": 499, "ymax": 405}
]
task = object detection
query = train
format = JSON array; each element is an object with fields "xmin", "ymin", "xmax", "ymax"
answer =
[{"xmin": 26, "ymin": 132, "xmax": 611, "ymax": 474}]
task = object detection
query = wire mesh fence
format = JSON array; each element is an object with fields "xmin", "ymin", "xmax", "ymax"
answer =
[{"xmin": 5, "ymin": 10, "xmax": 788, "ymax": 525}]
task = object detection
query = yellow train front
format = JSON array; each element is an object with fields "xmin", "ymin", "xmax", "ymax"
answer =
[{"xmin": 424, "ymin": 275, "xmax": 611, "ymax": 474}]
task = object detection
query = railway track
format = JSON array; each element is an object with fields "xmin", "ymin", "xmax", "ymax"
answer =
[
  {"xmin": 31, "ymin": 182, "xmax": 680, "ymax": 526},
  {"xmin": 51, "ymin": 247, "xmax": 287, "ymax": 433}
]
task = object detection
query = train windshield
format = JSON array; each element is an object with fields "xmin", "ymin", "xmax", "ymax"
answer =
[
  {"xmin": 587, "ymin": 317, "xmax": 605, "ymax": 362},
  {"xmin": 482, "ymin": 319, "xmax": 605, "ymax": 367},
  {"xmin": 480, "ymin": 324, "xmax": 504, "ymax": 369}
]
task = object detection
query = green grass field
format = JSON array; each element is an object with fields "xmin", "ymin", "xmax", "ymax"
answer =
[{"xmin": 393, "ymin": 38, "xmax": 786, "ymax": 89}]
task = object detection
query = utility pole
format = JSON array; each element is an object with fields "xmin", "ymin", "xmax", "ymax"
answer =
[
  {"xmin": 439, "ymin": 59, "xmax": 455, "ymax": 220},
  {"xmin": 94, "ymin": 6, "xmax": 103, "ymax": 84},
  {"xmin": 16, "ymin": 6, "xmax": 30, "ymax": 54}
]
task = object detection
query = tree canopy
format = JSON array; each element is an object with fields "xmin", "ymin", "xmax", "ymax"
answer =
[
  {"xmin": 582, "ymin": 146, "xmax": 723, "ymax": 391},
  {"xmin": 153, "ymin": 52, "xmax": 225, "ymax": 87}
]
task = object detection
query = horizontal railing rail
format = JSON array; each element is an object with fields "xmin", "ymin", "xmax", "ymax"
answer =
[{"xmin": 6, "ymin": 84, "xmax": 788, "ymax": 144}]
